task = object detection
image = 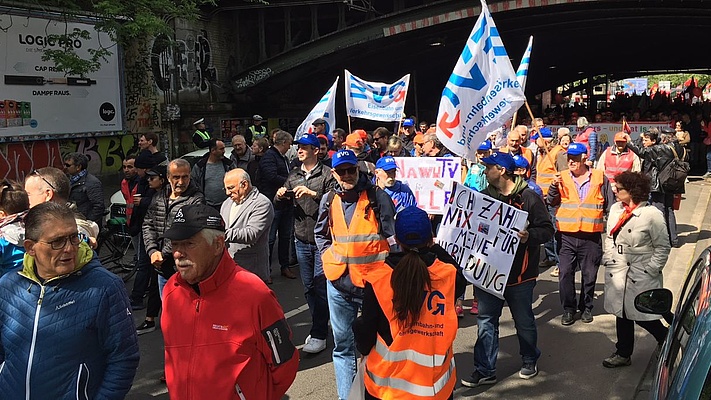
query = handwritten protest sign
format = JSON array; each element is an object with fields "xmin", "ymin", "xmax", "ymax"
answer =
[
  {"xmin": 394, "ymin": 157, "xmax": 461, "ymax": 215},
  {"xmin": 435, "ymin": 182, "xmax": 528, "ymax": 299}
]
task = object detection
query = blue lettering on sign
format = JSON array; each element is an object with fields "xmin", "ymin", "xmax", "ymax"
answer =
[
  {"xmin": 427, "ymin": 290, "xmax": 446, "ymax": 315},
  {"xmin": 349, "ymin": 75, "xmax": 406, "ymax": 104}
]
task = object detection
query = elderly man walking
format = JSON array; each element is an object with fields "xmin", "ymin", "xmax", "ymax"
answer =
[
  {"xmin": 220, "ymin": 168, "xmax": 274, "ymax": 283},
  {"xmin": 161, "ymin": 204, "xmax": 298, "ymax": 399},
  {"xmin": 0, "ymin": 202, "xmax": 139, "ymax": 399}
]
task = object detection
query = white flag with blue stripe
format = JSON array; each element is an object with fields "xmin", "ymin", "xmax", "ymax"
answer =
[
  {"xmin": 516, "ymin": 36, "xmax": 533, "ymax": 91},
  {"xmin": 294, "ymin": 77, "xmax": 339, "ymax": 140},
  {"xmin": 435, "ymin": 0, "xmax": 525, "ymax": 161},
  {"xmin": 345, "ymin": 70, "xmax": 410, "ymax": 122}
]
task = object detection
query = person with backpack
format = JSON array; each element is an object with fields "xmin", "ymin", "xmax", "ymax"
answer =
[
  {"xmin": 623, "ymin": 129, "xmax": 680, "ymax": 246},
  {"xmin": 314, "ymin": 149, "xmax": 396, "ymax": 400}
]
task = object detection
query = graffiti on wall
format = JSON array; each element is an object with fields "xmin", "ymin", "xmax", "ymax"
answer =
[
  {"xmin": 0, "ymin": 135, "xmax": 138, "ymax": 181},
  {"xmin": 125, "ymin": 40, "xmax": 162, "ymax": 134},
  {"xmin": 234, "ymin": 68, "xmax": 273, "ymax": 89},
  {"xmin": 151, "ymin": 30, "xmax": 218, "ymax": 95}
]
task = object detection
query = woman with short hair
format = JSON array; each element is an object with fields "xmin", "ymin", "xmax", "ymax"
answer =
[{"xmin": 602, "ymin": 171, "xmax": 670, "ymax": 368}]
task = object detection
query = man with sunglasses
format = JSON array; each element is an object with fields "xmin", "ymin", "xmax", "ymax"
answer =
[
  {"xmin": 0, "ymin": 202, "xmax": 139, "ymax": 398},
  {"xmin": 314, "ymin": 149, "xmax": 396, "ymax": 400}
]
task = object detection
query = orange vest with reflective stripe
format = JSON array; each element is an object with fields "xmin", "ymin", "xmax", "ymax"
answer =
[
  {"xmin": 322, "ymin": 191, "xmax": 390, "ymax": 287},
  {"xmin": 556, "ymin": 169, "xmax": 605, "ymax": 233},
  {"xmin": 602, "ymin": 148, "xmax": 635, "ymax": 184},
  {"xmin": 365, "ymin": 259, "xmax": 458, "ymax": 400},
  {"xmin": 536, "ymin": 145, "xmax": 563, "ymax": 196}
]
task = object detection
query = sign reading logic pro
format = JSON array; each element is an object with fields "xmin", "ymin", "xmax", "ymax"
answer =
[{"xmin": 0, "ymin": 14, "xmax": 123, "ymax": 136}]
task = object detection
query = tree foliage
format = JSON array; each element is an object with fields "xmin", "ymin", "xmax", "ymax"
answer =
[
  {"xmin": 16, "ymin": 0, "xmax": 264, "ymax": 76},
  {"xmin": 640, "ymin": 73, "xmax": 711, "ymax": 88}
]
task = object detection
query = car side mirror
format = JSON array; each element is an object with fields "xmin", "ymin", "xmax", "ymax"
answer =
[{"xmin": 634, "ymin": 288, "xmax": 673, "ymax": 314}]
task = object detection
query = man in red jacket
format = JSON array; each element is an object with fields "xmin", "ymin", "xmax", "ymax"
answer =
[{"xmin": 161, "ymin": 204, "xmax": 298, "ymax": 399}]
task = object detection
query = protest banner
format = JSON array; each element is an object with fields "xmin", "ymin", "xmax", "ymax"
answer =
[
  {"xmin": 294, "ymin": 77, "xmax": 338, "ymax": 140},
  {"xmin": 435, "ymin": 0, "xmax": 525, "ymax": 161},
  {"xmin": 436, "ymin": 182, "xmax": 528, "ymax": 299},
  {"xmin": 345, "ymin": 70, "xmax": 410, "ymax": 122},
  {"xmin": 394, "ymin": 157, "xmax": 461, "ymax": 215},
  {"xmin": 549, "ymin": 122, "xmax": 672, "ymax": 144}
]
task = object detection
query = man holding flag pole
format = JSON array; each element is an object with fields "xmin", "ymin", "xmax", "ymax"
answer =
[{"xmin": 433, "ymin": 0, "xmax": 550, "ymax": 388}]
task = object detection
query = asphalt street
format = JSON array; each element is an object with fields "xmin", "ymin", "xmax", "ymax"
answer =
[{"xmin": 121, "ymin": 176, "xmax": 711, "ymax": 400}]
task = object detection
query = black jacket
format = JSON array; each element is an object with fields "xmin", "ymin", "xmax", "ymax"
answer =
[
  {"xmin": 69, "ymin": 172, "xmax": 105, "ymax": 227},
  {"xmin": 627, "ymin": 141, "xmax": 677, "ymax": 193},
  {"xmin": 127, "ymin": 176, "xmax": 155, "ymax": 237},
  {"xmin": 483, "ymin": 176, "xmax": 554, "ymax": 286},
  {"xmin": 258, "ymin": 147, "xmax": 291, "ymax": 209},
  {"xmin": 277, "ymin": 163, "xmax": 336, "ymax": 244}
]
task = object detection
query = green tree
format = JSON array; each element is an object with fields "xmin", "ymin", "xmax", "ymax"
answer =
[{"xmin": 19, "ymin": 0, "xmax": 266, "ymax": 76}]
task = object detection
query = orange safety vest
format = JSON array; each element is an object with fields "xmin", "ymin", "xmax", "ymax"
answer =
[
  {"xmin": 556, "ymin": 168, "xmax": 605, "ymax": 233},
  {"xmin": 322, "ymin": 191, "xmax": 390, "ymax": 287},
  {"xmin": 536, "ymin": 145, "xmax": 563, "ymax": 196},
  {"xmin": 602, "ymin": 148, "xmax": 635, "ymax": 184},
  {"xmin": 120, "ymin": 178, "xmax": 138, "ymax": 224},
  {"xmin": 365, "ymin": 259, "xmax": 458, "ymax": 400}
]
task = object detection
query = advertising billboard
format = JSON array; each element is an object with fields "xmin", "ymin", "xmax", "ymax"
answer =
[{"xmin": 0, "ymin": 14, "xmax": 123, "ymax": 137}]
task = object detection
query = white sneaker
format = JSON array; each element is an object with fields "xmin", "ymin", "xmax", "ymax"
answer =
[{"xmin": 303, "ymin": 335, "xmax": 327, "ymax": 354}]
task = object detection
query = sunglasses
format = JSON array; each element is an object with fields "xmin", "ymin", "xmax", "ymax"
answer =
[
  {"xmin": 31, "ymin": 169, "xmax": 57, "ymax": 191},
  {"xmin": 334, "ymin": 166, "xmax": 358, "ymax": 176}
]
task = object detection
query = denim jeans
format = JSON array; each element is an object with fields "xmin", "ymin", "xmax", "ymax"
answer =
[
  {"xmin": 543, "ymin": 204, "xmax": 559, "ymax": 264},
  {"xmin": 295, "ymin": 239, "xmax": 329, "ymax": 340},
  {"xmin": 474, "ymin": 280, "xmax": 540, "ymax": 377},
  {"xmin": 706, "ymin": 147, "xmax": 711, "ymax": 173},
  {"xmin": 129, "ymin": 235, "xmax": 150, "ymax": 303},
  {"xmin": 327, "ymin": 280, "xmax": 362, "ymax": 400},
  {"xmin": 650, "ymin": 192, "xmax": 678, "ymax": 246},
  {"xmin": 268, "ymin": 208, "xmax": 294, "ymax": 270},
  {"xmin": 158, "ymin": 274, "xmax": 167, "ymax": 300}
]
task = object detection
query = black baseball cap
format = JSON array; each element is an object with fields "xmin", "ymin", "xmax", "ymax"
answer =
[{"xmin": 163, "ymin": 204, "xmax": 226, "ymax": 241}]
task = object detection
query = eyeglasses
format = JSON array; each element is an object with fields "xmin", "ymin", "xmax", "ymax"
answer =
[
  {"xmin": 334, "ymin": 166, "xmax": 358, "ymax": 176},
  {"xmin": 37, "ymin": 233, "xmax": 81, "ymax": 250},
  {"xmin": 64, "ymin": 163, "xmax": 73, "ymax": 168},
  {"xmin": 31, "ymin": 169, "xmax": 57, "ymax": 191}
]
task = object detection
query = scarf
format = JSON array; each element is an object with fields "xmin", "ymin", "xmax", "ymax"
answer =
[
  {"xmin": 610, "ymin": 202, "xmax": 639, "ymax": 237},
  {"xmin": 69, "ymin": 169, "xmax": 87, "ymax": 185}
]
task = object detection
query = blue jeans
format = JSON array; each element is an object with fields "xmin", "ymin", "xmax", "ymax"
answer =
[
  {"xmin": 474, "ymin": 280, "xmax": 540, "ymax": 377},
  {"xmin": 327, "ymin": 280, "xmax": 361, "ymax": 400},
  {"xmin": 544, "ymin": 204, "xmax": 559, "ymax": 264},
  {"xmin": 706, "ymin": 147, "xmax": 711, "ymax": 173},
  {"xmin": 268, "ymin": 208, "xmax": 294, "ymax": 270},
  {"xmin": 295, "ymin": 239, "xmax": 329, "ymax": 340},
  {"xmin": 158, "ymin": 274, "xmax": 167, "ymax": 300}
]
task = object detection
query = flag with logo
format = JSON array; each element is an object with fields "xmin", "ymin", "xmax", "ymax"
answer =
[
  {"xmin": 435, "ymin": 0, "xmax": 525, "ymax": 161},
  {"xmin": 516, "ymin": 36, "xmax": 533, "ymax": 91},
  {"xmin": 294, "ymin": 77, "xmax": 339, "ymax": 140},
  {"xmin": 345, "ymin": 70, "xmax": 410, "ymax": 122}
]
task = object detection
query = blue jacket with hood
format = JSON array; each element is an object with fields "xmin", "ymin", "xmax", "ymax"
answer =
[{"xmin": 0, "ymin": 241, "xmax": 140, "ymax": 399}]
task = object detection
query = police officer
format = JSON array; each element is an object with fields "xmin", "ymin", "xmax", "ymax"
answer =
[{"xmin": 192, "ymin": 118, "xmax": 211, "ymax": 149}]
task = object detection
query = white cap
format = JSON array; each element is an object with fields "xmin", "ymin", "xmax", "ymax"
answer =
[
  {"xmin": 253, "ymin": 114, "xmax": 263, "ymax": 121},
  {"xmin": 193, "ymin": 118, "xmax": 204, "ymax": 125}
]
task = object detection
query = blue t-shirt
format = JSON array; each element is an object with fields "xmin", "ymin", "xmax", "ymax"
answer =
[{"xmin": 383, "ymin": 181, "xmax": 417, "ymax": 213}]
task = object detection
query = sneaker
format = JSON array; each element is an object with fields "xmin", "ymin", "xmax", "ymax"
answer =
[
  {"xmin": 703, "ymin": 172, "xmax": 711, "ymax": 179},
  {"xmin": 602, "ymin": 353, "xmax": 631, "ymax": 368},
  {"xmin": 539, "ymin": 259, "xmax": 556, "ymax": 268},
  {"xmin": 561, "ymin": 311, "xmax": 575, "ymax": 326},
  {"xmin": 303, "ymin": 335, "xmax": 327, "ymax": 354},
  {"xmin": 136, "ymin": 320, "xmax": 156, "ymax": 335},
  {"xmin": 581, "ymin": 308, "xmax": 593, "ymax": 323},
  {"xmin": 470, "ymin": 300, "xmax": 479, "ymax": 315},
  {"xmin": 519, "ymin": 363, "xmax": 538, "ymax": 379},
  {"xmin": 130, "ymin": 299, "xmax": 146, "ymax": 310},
  {"xmin": 550, "ymin": 267, "xmax": 559, "ymax": 277},
  {"xmin": 461, "ymin": 370, "xmax": 497, "ymax": 388},
  {"xmin": 455, "ymin": 304, "xmax": 464, "ymax": 318}
]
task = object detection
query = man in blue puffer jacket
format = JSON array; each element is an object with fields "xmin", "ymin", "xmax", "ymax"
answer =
[{"xmin": 0, "ymin": 202, "xmax": 139, "ymax": 399}]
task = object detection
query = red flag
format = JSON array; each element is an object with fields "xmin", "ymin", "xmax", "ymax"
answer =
[{"xmin": 622, "ymin": 118, "xmax": 631, "ymax": 134}]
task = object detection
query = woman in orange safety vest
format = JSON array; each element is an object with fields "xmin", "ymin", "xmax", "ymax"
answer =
[{"xmin": 352, "ymin": 206, "xmax": 466, "ymax": 400}]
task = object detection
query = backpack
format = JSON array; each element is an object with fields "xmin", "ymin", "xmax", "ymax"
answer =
[
  {"xmin": 658, "ymin": 145, "xmax": 689, "ymax": 194},
  {"xmin": 324, "ymin": 185, "xmax": 382, "ymax": 299}
]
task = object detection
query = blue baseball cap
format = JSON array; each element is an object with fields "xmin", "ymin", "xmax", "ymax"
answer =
[
  {"xmin": 402, "ymin": 118, "xmax": 415, "ymax": 127},
  {"xmin": 477, "ymin": 141, "xmax": 492, "ymax": 151},
  {"xmin": 512, "ymin": 154, "xmax": 530, "ymax": 170},
  {"xmin": 567, "ymin": 142, "xmax": 588, "ymax": 156},
  {"xmin": 395, "ymin": 206, "xmax": 433, "ymax": 247},
  {"xmin": 375, "ymin": 156, "xmax": 397, "ymax": 171},
  {"xmin": 295, "ymin": 134, "xmax": 320, "ymax": 148},
  {"xmin": 331, "ymin": 149, "xmax": 358, "ymax": 168},
  {"xmin": 481, "ymin": 151, "xmax": 516, "ymax": 172},
  {"xmin": 539, "ymin": 127, "xmax": 553, "ymax": 138}
]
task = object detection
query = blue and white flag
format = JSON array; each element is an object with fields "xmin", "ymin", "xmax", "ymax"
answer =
[
  {"xmin": 294, "ymin": 77, "xmax": 339, "ymax": 140},
  {"xmin": 516, "ymin": 36, "xmax": 533, "ymax": 91},
  {"xmin": 345, "ymin": 70, "xmax": 410, "ymax": 122},
  {"xmin": 435, "ymin": 0, "xmax": 525, "ymax": 161}
]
